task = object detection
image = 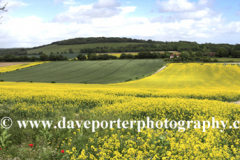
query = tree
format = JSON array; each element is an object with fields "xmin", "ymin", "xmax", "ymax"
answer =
[
  {"xmin": 89, "ymin": 53, "xmax": 98, "ymax": 60},
  {"xmin": 0, "ymin": 2, "xmax": 8, "ymax": 23},
  {"xmin": 232, "ymin": 50, "xmax": 240, "ymax": 58},
  {"xmin": 163, "ymin": 51, "xmax": 172, "ymax": 58},
  {"xmin": 77, "ymin": 53, "xmax": 86, "ymax": 60},
  {"xmin": 179, "ymin": 51, "xmax": 190, "ymax": 61},
  {"xmin": 40, "ymin": 53, "xmax": 49, "ymax": 61},
  {"xmin": 202, "ymin": 46, "xmax": 211, "ymax": 56},
  {"xmin": 196, "ymin": 51, "xmax": 203, "ymax": 57},
  {"xmin": 120, "ymin": 53, "xmax": 127, "ymax": 59},
  {"xmin": 217, "ymin": 47, "xmax": 229, "ymax": 57}
]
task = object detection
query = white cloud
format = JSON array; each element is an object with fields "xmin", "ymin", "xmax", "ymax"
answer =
[
  {"xmin": 119, "ymin": 6, "xmax": 136, "ymax": 14},
  {"xmin": 2, "ymin": 10, "xmax": 240, "ymax": 48},
  {"xmin": 154, "ymin": 0, "xmax": 216, "ymax": 21},
  {"xmin": 53, "ymin": 5, "xmax": 123, "ymax": 23},
  {"xmin": 156, "ymin": 0, "xmax": 213, "ymax": 13},
  {"xmin": 176, "ymin": 8, "xmax": 214, "ymax": 19},
  {"xmin": 93, "ymin": 0, "xmax": 120, "ymax": 8},
  {"xmin": 63, "ymin": 0, "xmax": 76, "ymax": 5},
  {"xmin": 1, "ymin": 0, "xmax": 240, "ymax": 48},
  {"xmin": 53, "ymin": 0, "xmax": 135, "ymax": 23},
  {"xmin": 53, "ymin": 0, "xmax": 78, "ymax": 5},
  {"xmin": 198, "ymin": 0, "xmax": 208, "ymax": 6},
  {"xmin": 156, "ymin": 0, "xmax": 196, "ymax": 12}
]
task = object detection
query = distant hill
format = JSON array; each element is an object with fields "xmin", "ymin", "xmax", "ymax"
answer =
[
  {"xmin": 51, "ymin": 37, "xmax": 163, "ymax": 45},
  {"xmin": 0, "ymin": 37, "xmax": 239, "ymax": 57}
]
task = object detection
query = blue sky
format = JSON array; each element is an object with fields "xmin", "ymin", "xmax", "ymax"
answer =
[{"xmin": 0, "ymin": 0, "xmax": 240, "ymax": 48}]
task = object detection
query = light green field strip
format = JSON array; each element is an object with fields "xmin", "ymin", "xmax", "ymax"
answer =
[{"xmin": 27, "ymin": 43, "xmax": 146, "ymax": 54}]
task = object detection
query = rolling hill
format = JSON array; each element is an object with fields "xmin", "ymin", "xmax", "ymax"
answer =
[{"xmin": 27, "ymin": 42, "xmax": 146, "ymax": 54}]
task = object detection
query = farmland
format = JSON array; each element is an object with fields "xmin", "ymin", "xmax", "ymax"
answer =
[
  {"xmin": 96, "ymin": 53, "xmax": 138, "ymax": 58},
  {"xmin": 27, "ymin": 43, "xmax": 146, "ymax": 54},
  {"xmin": 0, "ymin": 63, "xmax": 240, "ymax": 159},
  {"xmin": 0, "ymin": 60, "xmax": 164, "ymax": 83},
  {"xmin": 15, "ymin": 53, "xmax": 83, "ymax": 59}
]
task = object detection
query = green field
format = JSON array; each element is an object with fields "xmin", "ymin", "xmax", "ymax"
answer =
[
  {"xmin": 211, "ymin": 57, "xmax": 240, "ymax": 62},
  {"xmin": 0, "ymin": 59, "xmax": 164, "ymax": 83},
  {"xmin": 14, "ymin": 53, "xmax": 85, "ymax": 59},
  {"xmin": 27, "ymin": 43, "xmax": 146, "ymax": 54}
]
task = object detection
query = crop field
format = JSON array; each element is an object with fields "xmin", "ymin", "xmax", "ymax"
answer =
[
  {"xmin": 0, "ymin": 62, "xmax": 47, "ymax": 73},
  {"xmin": 0, "ymin": 63, "xmax": 240, "ymax": 159},
  {"xmin": 13, "ymin": 53, "xmax": 86, "ymax": 59},
  {"xmin": 0, "ymin": 60, "xmax": 164, "ymax": 83},
  {"xmin": 96, "ymin": 53, "xmax": 138, "ymax": 58},
  {"xmin": 120, "ymin": 63, "xmax": 240, "ymax": 90},
  {"xmin": 27, "ymin": 43, "xmax": 146, "ymax": 54}
]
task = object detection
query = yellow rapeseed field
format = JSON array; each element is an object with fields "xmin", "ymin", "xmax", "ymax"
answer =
[
  {"xmin": 0, "ymin": 61, "xmax": 47, "ymax": 73},
  {"xmin": 96, "ymin": 53, "xmax": 138, "ymax": 58},
  {"xmin": 0, "ymin": 63, "xmax": 240, "ymax": 159}
]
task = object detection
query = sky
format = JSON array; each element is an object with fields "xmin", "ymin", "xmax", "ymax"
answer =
[{"xmin": 0, "ymin": 0, "xmax": 240, "ymax": 48}]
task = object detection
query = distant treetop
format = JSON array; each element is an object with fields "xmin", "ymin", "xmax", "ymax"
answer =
[{"xmin": 51, "ymin": 37, "xmax": 164, "ymax": 45}]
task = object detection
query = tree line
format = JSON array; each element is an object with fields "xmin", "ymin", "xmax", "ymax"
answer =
[
  {"xmin": 77, "ymin": 51, "xmax": 180, "ymax": 61},
  {"xmin": 79, "ymin": 43, "xmax": 240, "ymax": 58},
  {"xmin": 0, "ymin": 54, "xmax": 67, "ymax": 62},
  {"xmin": 51, "ymin": 37, "xmax": 155, "ymax": 45}
]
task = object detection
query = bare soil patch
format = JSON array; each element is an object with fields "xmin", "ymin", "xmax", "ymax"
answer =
[
  {"xmin": 153, "ymin": 65, "xmax": 166, "ymax": 75},
  {"xmin": 0, "ymin": 62, "xmax": 30, "ymax": 67},
  {"xmin": 233, "ymin": 101, "xmax": 240, "ymax": 105}
]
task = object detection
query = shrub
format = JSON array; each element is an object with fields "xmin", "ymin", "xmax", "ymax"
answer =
[
  {"xmin": 77, "ymin": 54, "xmax": 86, "ymax": 61},
  {"xmin": 125, "ymin": 79, "xmax": 132, "ymax": 82}
]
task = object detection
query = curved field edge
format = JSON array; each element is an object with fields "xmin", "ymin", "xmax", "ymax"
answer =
[
  {"xmin": 0, "ymin": 62, "xmax": 48, "ymax": 73},
  {"xmin": 0, "ymin": 60, "xmax": 164, "ymax": 84}
]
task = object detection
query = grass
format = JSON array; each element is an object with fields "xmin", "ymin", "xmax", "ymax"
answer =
[
  {"xmin": 14, "ymin": 53, "xmax": 86, "ymax": 59},
  {"xmin": 0, "ymin": 59, "xmax": 164, "ymax": 84},
  {"xmin": 27, "ymin": 43, "xmax": 146, "ymax": 54},
  {"xmin": 211, "ymin": 57, "xmax": 240, "ymax": 62}
]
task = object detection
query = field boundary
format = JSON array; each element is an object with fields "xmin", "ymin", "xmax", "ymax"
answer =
[{"xmin": 152, "ymin": 65, "xmax": 166, "ymax": 75}]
